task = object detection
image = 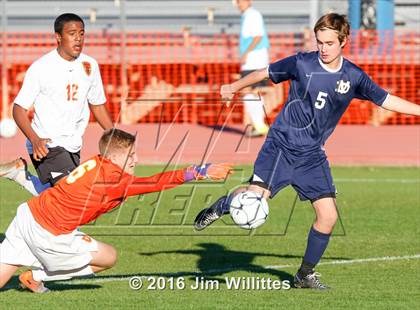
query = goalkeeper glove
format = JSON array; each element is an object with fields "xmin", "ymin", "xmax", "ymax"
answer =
[{"xmin": 184, "ymin": 163, "xmax": 233, "ymax": 181}]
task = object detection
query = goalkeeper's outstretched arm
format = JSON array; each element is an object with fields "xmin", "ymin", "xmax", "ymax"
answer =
[{"xmin": 124, "ymin": 163, "xmax": 233, "ymax": 197}]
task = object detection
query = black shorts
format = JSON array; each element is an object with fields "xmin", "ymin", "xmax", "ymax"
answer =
[
  {"xmin": 241, "ymin": 70, "xmax": 269, "ymax": 89},
  {"xmin": 30, "ymin": 146, "xmax": 80, "ymax": 185}
]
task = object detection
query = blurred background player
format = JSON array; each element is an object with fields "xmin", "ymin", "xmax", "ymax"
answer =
[
  {"xmin": 236, "ymin": 0, "xmax": 270, "ymax": 137},
  {"xmin": 194, "ymin": 13, "xmax": 420, "ymax": 289},
  {"xmin": 0, "ymin": 128, "xmax": 232, "ymax": 292},
  {"xmin": 0, "ymin": 13, "xmax": 113, "ymax": 195}
]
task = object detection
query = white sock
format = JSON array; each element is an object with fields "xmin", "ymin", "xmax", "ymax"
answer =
[
  {"xmin": 32, "ymin": 265, "xmax": 94, "ymax": 282},
  {"xmin": 243, "ymin": 94, "xmax": 268, "ymax": 133},
  {"xmin": 12, "ymin": 171, "xmax": 39, "ymax": 196}
]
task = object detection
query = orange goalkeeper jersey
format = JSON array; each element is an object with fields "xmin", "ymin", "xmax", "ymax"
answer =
[{"xmin": 28, "ymin": 155, "xmax": 185, "ymax": 235}]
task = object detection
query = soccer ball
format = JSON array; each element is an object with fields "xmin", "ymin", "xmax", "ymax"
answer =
[
  {"xmin": 229, "ymin": 191, "xmax": 269, "ymax": 230},
  {"xmin": 0, "ymin": 118, "xmax": 17, "ymax": 138}
]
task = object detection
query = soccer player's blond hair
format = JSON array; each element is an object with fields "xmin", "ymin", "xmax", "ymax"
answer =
[{"xmin": 99, "ymin": 128, "xmax": 136, "ymax": 158}]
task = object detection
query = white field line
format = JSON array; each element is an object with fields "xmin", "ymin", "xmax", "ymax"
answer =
[
  {"xmin": 227, "ymin": 176, "xmax": 420, "ymax": 183},
  {"xmin": 67, "ymin": 254, "xmax": 420, "ymax": 285},
  {"xmin": 334, "ymin": 178, "xmax": 420, "ymax": 184}
]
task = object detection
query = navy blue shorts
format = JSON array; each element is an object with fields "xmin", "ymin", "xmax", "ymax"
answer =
[{"xmin": 252, "ymin": 140, "xmax": 336, "ymax": 202}]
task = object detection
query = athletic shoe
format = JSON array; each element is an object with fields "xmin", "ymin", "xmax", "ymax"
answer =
[
  {"xmin": 293, "ymin": 271, "xmax": 330, "ymax": 290},
  {"xmin": 245, "ymin": 127, "xmax": 268, "ymax": 138},
  {"xmin": 194, "ymin": 196, "xmax": 226, "ymax": 231},
  {"xmin": 19, "ymin": 270, "xmax": 50, "ymax": 293},
  {"xmin": 245, "ymin": 129, "xmax": 264, "ymax": 138},
  {"xmin": 0, "ymin": 157, "xmax": 28, "ymax": 180}
]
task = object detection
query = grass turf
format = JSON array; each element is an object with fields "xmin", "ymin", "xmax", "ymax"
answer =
[{"xmin": 0, "ymin": 165, "xmax": 419, "ymax": 309}]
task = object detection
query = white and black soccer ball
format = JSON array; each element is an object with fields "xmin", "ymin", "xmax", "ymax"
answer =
[
  {"xmin": 0, "ymin": 118, "xmax": 17, "ymax": 138},
  {"xmin": 229, "ymin": 191, "xmax": 269, "ymax": 230}
]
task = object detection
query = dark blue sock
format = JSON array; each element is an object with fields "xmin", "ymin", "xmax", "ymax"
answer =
[
  {"xmin": 300, "ymin": 226, "xmax": 331, "ymax": 274},
  {"xmin": 30, "ymin": 175, "xmax": 51, "ymax": 194},
  {"xmin": 214, "ymin": 195, "xmax": 234, "ymax": 215}
]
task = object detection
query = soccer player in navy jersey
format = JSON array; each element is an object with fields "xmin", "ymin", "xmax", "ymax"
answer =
[{"xmin": 194, "ymin": 13, "xmax": 420, "ymax": 289}]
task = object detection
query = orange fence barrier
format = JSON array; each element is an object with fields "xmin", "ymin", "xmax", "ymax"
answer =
[{"xmin": 0, "ymin": 31, "xmax": 419, "ymax": 125}]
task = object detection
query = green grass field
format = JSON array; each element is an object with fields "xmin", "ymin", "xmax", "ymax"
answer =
[{"xmin": 1, "ymin": 165, "xmax": 419, "ymax": 309}]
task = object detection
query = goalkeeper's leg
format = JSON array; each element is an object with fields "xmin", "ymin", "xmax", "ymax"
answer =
[{"xmin": 21, "ymin": 241, "xmax": 117, "ymax": 293}]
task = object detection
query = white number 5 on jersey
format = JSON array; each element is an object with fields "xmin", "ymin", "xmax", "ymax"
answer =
[{"xmin": 315, "ymin": 91, "xmax": 328, "ymax": 110}]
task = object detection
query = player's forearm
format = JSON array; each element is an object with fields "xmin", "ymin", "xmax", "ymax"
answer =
[
  {"xmin": 89, "ymin": 104, "xmax": 114, "ymax": 130},
  {"xmin": 231, "ymin": 68, "xmax": 268, "ymax": 92},
  {"xmin": 12, "ymin": 104, "xmax": 39, "ymax": 142},
  {"xmin": 126, "ymin": 169, "xmax": 186, "ymax": 197},
  {"xmin": 242, "ymin": 36, "xmax": 262, "ymax": 56},
  {"xmin": 381, "ymin": 95, "xmax": 420, "ymax": 116},
  {"xmin": 125, "ymin": 163, "xmax": 231, "ymax": 197}
]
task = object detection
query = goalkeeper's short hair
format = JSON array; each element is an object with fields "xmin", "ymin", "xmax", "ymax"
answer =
[{"xmin": 99, "ymin": 128, "xmax": 136, "ymax": 158}]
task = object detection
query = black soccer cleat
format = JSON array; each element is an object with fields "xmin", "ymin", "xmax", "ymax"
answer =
[
  {"xmin": 294, "ymin": 272, "xmax": 330, "ymax": 290},
  {"xmin": 194, "ymin": 196, "xmax": 226, "ymax": 231}
]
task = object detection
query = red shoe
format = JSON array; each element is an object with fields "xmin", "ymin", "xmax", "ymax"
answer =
[{"xmin": 19, "ymin": 270, "xmax": 50, "ymax": 293}]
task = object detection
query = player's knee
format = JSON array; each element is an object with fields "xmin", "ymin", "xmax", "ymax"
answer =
[
  {"xmin": 106, "ymin": 245, "xmax": 118, "ymax": 268},
  {"xmin": 247, "ymin": 184, "xmax": 271, "ymax": 199},
  {"xmin": 231, "ymin": 187, "xmax": 248, "ymax": 197},
  {"xmin": 93, "ymin": 243, "xmax": 118, "ymax": 268},
  {"xmin": 231, "ymin": 186, "xmax": 270, "ymax": 200},
  {"xmin": 318, "ymin": 211, "xmax": 338, "ymax": 227},
  {"xmin": 313, "ymin": 198, "xmax": 338, "ymax": 227}
]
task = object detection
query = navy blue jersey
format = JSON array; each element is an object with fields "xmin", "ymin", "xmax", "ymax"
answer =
[{"xmin": 267, "ymin": 51, "xmax": 388, "ymax": 153}]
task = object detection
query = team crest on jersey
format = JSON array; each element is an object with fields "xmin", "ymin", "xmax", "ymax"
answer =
[
  {"xmin": 335, "ymin": 80, "xmax": 350, "ymax": 94},
  {"xmin": 82, "ymin": 61, "xmax": 91, "ymax": 76}
]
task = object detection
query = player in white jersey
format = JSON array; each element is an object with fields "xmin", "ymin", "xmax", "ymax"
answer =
[
  {"xmin": 237, "ymin": 0, "xmax": 270, "ymax": 137},
  {"xmin": 0, "ymin": 13, "xmax": 113, "ymax": 195}
]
